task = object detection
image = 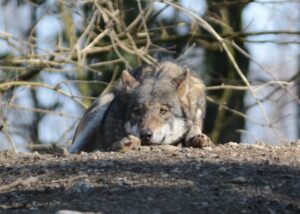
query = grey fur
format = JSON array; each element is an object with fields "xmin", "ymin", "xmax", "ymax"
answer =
[{"xmin": 70, "ymin": 61, "xmax": 207, "ymax": 153}]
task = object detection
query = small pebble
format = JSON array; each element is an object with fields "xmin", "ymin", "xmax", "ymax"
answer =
[
  {"xmin": 231, "ymin": 176, "xmax": 246, "ymax": 184},
  {"xmin": 55, "ymin": 210, "xmax": 85, "ymax": 214},
  {"xmin": 218, "ymin": 167, "xmax": 227, "ymax": 172},
  {"xmin": 70, "ymin": 181, "xmax": 92, "ymax": 193},
  {"xmin": 139, "ymin": 146, "xmax": 151, "ymax": 152},
  {"xmin": 181, "ymin": 148, "xmax": 191, "ymax": 153},
  {"xmin": 228, "ymin": 142, "xmax": 238, "ymax": 146},
  {"xmin": 200, "ymin": 201, "xmax": 209, "ymax": 208},
  {"xmin": 160, "ymin": 173, "xmax": 169, "ymax": 178},
  {"xmin": 203, "ymin": 146, "xmax": 213, "ymax": 151},
  {"xmin": 157, "ymin": 145, "xmax": 180, "ymax": 153}
]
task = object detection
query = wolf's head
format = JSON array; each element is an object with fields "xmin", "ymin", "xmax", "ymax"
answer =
[{"xmin": 120, "ymin": 64, "xmax": 190, "ymax": 145}]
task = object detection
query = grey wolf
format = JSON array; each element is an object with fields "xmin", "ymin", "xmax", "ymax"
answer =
[{"xmin": 69, "ymin": 61, "xmax": 212, "ymax": 153}]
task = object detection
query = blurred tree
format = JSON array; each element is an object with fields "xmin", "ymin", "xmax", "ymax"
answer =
[{"xmin": 203, "ymin": 0, "xmax": 250, "ymax": 143}]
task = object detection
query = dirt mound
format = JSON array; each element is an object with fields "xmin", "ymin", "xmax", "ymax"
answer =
[{"xmin": 0, "ymin": 143, "xmax": 300, "ymax": 213}]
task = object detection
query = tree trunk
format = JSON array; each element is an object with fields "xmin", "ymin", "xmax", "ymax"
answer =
[{"xmin": 204, "ymin": 1, "xmax": 250, "ymax": 144}]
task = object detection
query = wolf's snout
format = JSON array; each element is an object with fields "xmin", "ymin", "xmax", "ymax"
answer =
[{"xmin": 140, "ymin": 129, "xmax": 153, "ymax": 141}]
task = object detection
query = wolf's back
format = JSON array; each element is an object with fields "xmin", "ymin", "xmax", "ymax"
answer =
[{"xmin": 69, "ymin": 93, "xmax": 115, "ymax": 153}]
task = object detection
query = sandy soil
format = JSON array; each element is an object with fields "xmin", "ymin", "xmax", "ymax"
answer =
[{"xmin": 0, "ymin": 142, "xmax": 300, "ymax": 214}]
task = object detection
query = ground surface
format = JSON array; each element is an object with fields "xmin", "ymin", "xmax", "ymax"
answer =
[{"xmin": 0, "ymin": 142, "xmax": 300, "ymax": 214}]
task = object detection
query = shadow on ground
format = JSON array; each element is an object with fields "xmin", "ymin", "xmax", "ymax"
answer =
[{"xmin": 0, "ymin": 149, "xmax": 299, "ymax": 214}]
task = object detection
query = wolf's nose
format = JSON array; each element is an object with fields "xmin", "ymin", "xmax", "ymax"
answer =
[{"xmin": 140, "ymin": 129, "xmax": 153, "ymax": 141}]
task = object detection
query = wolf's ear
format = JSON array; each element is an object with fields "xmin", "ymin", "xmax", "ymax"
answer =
[
  {"xmin": 121, "ymin": 70, "xmax": 139, "ymax": 93},
  {"xmin": 172, "ymin": 68, "xmax": 190, "ymax": 96}
]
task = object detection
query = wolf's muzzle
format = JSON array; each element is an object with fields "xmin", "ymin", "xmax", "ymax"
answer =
[{"xmin": 140, "ymin": 129, "xmax": 153, "ymax": 142}]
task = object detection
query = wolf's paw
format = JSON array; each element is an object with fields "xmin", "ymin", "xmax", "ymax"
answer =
[
  {"xmin": 186, "ymin": 133, "xmax": 213, "ymax": 148},
  {"xmin": 112, "ymin": 135, "xmax": 141, "ymax": 152}
]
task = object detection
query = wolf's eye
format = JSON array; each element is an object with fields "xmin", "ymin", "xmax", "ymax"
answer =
[
  {"xmin": 160, "ymin": 107, "xmax": 169, "ymax": 115},
  {"xmin": 133, "ymin": 108, "xmax": 141, "ymax": 115}
]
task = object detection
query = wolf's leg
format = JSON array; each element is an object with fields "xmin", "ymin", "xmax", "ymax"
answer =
[
  {"xmin": 111, "ymin": 135, "xmax": 141, "ymax": 152},
  {"xmin": 185, "ymin": 126, "xmax": 213, "ymax": 148}
]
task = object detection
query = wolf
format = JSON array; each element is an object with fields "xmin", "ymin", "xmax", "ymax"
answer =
[{"xmin": 69, "ymin": 61, "xmax": 212, "ymax": 153}]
